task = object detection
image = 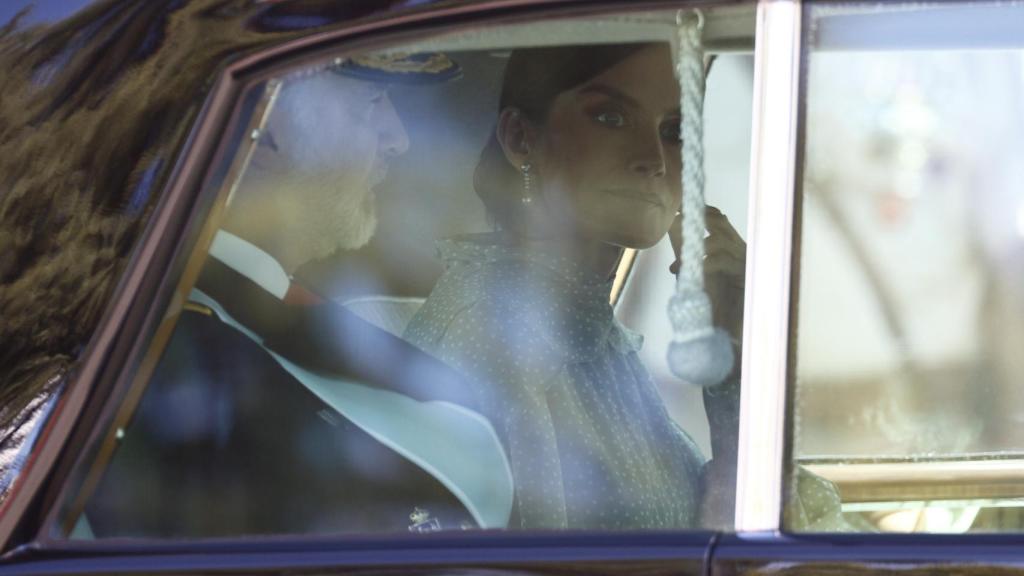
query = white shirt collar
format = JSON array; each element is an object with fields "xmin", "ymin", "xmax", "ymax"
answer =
[{"xmin": 207, "ymin": 230, "xmax": 290, "ymax": 300}]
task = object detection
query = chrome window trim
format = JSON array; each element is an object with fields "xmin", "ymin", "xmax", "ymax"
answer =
[{"xmin": 734, "ymin": 0, "xmax": 803, "ymax": 533}]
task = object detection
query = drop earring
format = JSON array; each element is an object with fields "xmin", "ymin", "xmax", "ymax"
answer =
[{"xmin": 520, "ymin": 162, "xmax": 533, "ymax": 205}]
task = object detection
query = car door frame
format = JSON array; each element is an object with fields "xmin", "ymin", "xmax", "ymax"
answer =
[
  {"xmin": 0, "ymin": 0, "xmax": 744, "ymax": 572},
  {"xmin": 713, "ymin": 0, "xmax": 1024, "ymax": 572}
]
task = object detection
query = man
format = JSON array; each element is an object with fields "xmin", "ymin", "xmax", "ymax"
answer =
[
  {"xmin": 225, "ymin": 58, "xmax": 413, "ymax": 268},
  {"xmin": 84, "ymin": 55, "xmax": 512, "ymax": 537}
]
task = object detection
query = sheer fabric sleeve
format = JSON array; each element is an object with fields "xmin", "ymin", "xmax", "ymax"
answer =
[{"xmin": 698, "ymin": 374, "xmax": 740, "ymax": 529}]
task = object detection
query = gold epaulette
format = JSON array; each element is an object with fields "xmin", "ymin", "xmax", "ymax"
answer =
[{"xmin": 183, "ymin": 302, "xmax": 213, "ymax": 317}]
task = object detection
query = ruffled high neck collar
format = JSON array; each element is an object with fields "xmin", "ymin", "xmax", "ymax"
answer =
[{"xmin": 437, "ymin": 233, "xmax": 612, "ymax": 298}]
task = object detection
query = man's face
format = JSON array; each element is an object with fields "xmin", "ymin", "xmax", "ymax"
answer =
[{"xmin": 253, "ymin": 71, "xmax": 410, "ymax": 261}]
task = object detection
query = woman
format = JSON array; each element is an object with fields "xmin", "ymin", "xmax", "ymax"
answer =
[{"xmin": 404, "ymin": 43, "xmax": 746, "ymax": 530}]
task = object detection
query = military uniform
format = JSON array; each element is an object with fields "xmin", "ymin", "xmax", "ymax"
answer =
[{"xmin": 87, "ymin": 231, "xmax": 511, "ymax": 537}]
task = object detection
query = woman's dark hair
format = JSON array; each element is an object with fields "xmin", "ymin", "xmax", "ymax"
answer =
[{"xmin": 473, "ymin": 43, "xmax": 659, "ymax": 231}]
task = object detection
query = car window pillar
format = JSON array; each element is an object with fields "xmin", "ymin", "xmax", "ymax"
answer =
[{"xmin": 734, "ymin": 0, "xmax": 803, "ymax": 533}]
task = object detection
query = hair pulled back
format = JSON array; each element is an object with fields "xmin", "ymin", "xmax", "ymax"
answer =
[{"xmin": 473, "ymin": 43, "xmax": 656, "ymax": 231}]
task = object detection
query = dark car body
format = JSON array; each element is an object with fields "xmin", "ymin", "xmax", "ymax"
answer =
[{"xmin": 1, "ymin": 0, "xmax": 1024, "ymax": 574}]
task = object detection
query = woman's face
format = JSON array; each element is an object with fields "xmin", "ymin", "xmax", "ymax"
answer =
[{"xmin": 533, "ymin": 45, "xmax": 683, "ymax": 249}]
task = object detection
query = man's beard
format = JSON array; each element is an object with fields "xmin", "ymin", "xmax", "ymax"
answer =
[{"xmin": 290, "ymin": 184, "xmax": 378, "ymax": 263}]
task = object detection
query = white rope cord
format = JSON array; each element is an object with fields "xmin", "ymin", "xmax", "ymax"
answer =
[
  {"xmin": 677, "ymin": 9, "xmax": 707, "ymax": 287},
  {"xmin": 667, "ymin": 8, "xmax": 734, "ymax": 388}
]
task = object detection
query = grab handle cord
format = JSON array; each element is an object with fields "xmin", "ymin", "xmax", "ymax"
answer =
[{"xmin": 667, "ymin": 8, "xmax": 734, "ymax": 388}]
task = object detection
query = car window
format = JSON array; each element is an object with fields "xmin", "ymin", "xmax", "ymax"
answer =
[
  {"xmin": 52, "ymin": 4, "xmax": 759, "ymax": 540},
  {"xmin": 790, "ymin": 0, "xmax": 1024, "ymax": 533}
]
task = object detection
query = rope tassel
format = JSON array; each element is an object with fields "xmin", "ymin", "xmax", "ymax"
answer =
[{"xmin": 667, "ymin": 9, "xmax": 734, "ymax": 387}]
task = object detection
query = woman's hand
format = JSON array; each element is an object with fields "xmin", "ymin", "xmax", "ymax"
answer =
[
  {"xmin": 671, "ymin": 207, "xmax": 747, "ymax": 489},
  {"xmin": 670, "ymin": 206, "xmax": 747, "ymax": 341}
]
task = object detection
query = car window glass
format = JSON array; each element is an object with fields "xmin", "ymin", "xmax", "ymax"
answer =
[
  {"xmin": 791, "ymin": 1, "xmax": 1024, "ymax": 533},
  {"xmin": 56, "ymin": 4, "xmax": 757, "ymax": 539}
]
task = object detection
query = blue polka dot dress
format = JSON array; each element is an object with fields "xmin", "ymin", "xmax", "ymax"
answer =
[{"xmin": 404, "ymin": 234, "xmax": 705, "ymax": 530}]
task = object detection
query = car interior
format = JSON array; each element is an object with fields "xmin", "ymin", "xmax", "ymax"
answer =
[{"xmin": 63, "ymin": 5, "xmax": 758, "ymax": 539}]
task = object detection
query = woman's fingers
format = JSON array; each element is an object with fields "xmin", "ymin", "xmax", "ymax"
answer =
[
  {"xmin": 704, "ymin": 241, "xmax": 745, "ymax": 265},
  {"xmin": 672, "ymin": 206, "xmax": 742, "ymax": 250},
  {"xmin": 705, "ymin": 208, "xmax": 746, "ymax": 261},
  {"xmin": 704, "ymin": 246, "xmax": 745, "ymax": 282},
  {"xmin": 700, "ymin": 207, "xmax": 748, "ymax": 336},
  {"xmin": 706, "ymin": 206, "xmax": 745, "ymax": 241},
  {"xmin": 704, "ymin": 260, "xmax": 745, "ymax": 285},
  {"xmin": 672, "ymin": 205, "xmax": 747, "ymax": 278}
]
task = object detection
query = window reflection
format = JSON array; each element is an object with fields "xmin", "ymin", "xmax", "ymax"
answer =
[
  {"xmin": 71, "ymin": 6, "xmax": 757, "ymax": 539},
  {"xmin": 793, "ymin": 1, "xmax": 1024, "ymax": 533}
]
